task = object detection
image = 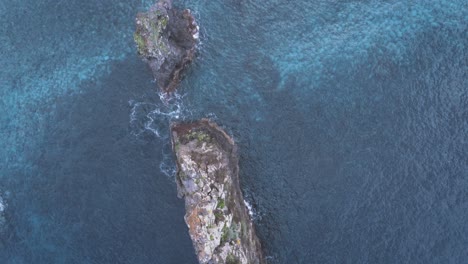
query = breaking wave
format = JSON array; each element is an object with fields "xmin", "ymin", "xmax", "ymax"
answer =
[
  {"xmin": 129, "ymin": 92, "xmax": 190, "ymax": 138},
  {"xmin": 129, "ymin": 91, "xmax": 192, "ymax": 177}
]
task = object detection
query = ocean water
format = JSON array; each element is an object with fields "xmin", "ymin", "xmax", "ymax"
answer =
[{"xmin": 0, "ymin": 0, "xmax": 466, "ymax": 263}]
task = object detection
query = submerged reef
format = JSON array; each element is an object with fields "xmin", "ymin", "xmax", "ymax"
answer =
[
  {"xmin": 171, "ymin": 119, "xmax": 265, "ymax": 264},
  {"xmin": 134, "ymin": 0, "xmax": 198, "ymax": 93}
]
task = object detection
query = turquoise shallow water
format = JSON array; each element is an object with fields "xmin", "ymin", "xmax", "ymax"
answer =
[{"xmin": 1, "ymin": 0, "xmax": 467, "ymax": 263}]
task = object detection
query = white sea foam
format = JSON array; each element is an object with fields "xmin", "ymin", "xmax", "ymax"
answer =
[
  {"xmin": 193, "ymin": 25, "xmax": 200, "ymax": 40},
  {"xmin": 189, "ymin": 9, "xmax": 205, "ymax": 51},
  {"xmin": 244, "ymin": 199, "xmax": 254, "ymax": 217},
  {"xmin": 0, "ymin": 196, "xmax": 4, "ymax": 212},
  {"xmin": 129, "ymin": 91, "xmax": 191, "ymax": 139},
  {"xmin": 206, "ymin": 112, "xmax": 218, "ymax": 121},
  {"xmin": 0, "ymin": 193, "xmax": 5, "ymax": 227},
  {"xmin": 160, "ymin": 157, "xmax": 177, "ymax": 177},
  {"xmin": 129, "ymin": 91, "xmax": 192, "ymax": 178}
]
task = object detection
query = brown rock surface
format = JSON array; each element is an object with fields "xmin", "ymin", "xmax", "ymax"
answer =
[
  {"xmin": 134, "ymin": 0, "xmax": 198, "ymax": 93},
  {"xmin": 171, "ymin": 119, "xmax": 265, "ymax": 264}
]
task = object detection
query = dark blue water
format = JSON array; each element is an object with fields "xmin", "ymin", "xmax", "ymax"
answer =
[{"xmin": 0, "ymin": 0, "xmax": 466, "ymax": 263}]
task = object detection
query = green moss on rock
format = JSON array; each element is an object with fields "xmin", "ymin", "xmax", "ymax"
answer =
[
  {"xmin": 182, "ymin": 130, "xmax": 211, "ymax": 143},
  {"xmin": 134, "ymin": 33, "xmax": 146, "ymax": 54},
  {"xmin": 216, "ymin": 198, "xmax": 225, "ymax": 209},
  {"xmin": 226, "ymin": 254, "xmax": 241, "ymax": 264},
  {"xmin": 214, "ymin": 209, "xmax": 225, "ymax": 223}
]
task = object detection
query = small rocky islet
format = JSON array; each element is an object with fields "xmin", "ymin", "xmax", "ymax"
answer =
[
  {"xmin": 134, "ymin": 0, "xmax": 198, "ymax": 93},
  {"xmin": 134, "ymin": 1, "xmax": 265, "ymax": 263}
]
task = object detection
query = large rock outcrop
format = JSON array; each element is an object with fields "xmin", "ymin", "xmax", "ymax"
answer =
[
  {"xmin": 134, "ymin": 0, "xmax": 198, "ymax": 93},
  {"xmin": 171, "ymin": 119, "xmax": 265, "ymax": 264}
]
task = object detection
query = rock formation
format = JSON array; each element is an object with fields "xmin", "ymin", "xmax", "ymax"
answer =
[
  {"xmin": 171, "ymin": 119, "xmax": 265, "ymax": 264},
  {"xmin": 134, "ymin": 0, "xmax": 198, "ymax": 93},
  {"xmin": 134, "ymin": 3, "xmax": 265, "ymax": 263}
]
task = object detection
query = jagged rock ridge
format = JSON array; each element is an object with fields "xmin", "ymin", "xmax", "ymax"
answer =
[{"xmin": 171, "ymin": 119, "xmax": 265, "ymax": 264}]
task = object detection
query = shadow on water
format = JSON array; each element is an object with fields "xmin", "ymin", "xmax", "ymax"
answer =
[{"xmin": 2, "ymin": 57, "xmax": 198, "ymax": 264}]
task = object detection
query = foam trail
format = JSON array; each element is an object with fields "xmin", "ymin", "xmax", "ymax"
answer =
[
  {"xmin": 129, "ymin": 91, "xmax": 192, "ymax": 177},
  {"xmin": 160, "ymin": 143, "xmax": 177, "ymax": 177},
  {"xmin": 129, "ymin": 91, "xmax": 191, "ymax": 138},
  {"xmin": 244, "ymin": 199, "xmax": 254, "ymax": 217},
  {"xmin": 0, "ymin": 192, "xmax": 6, "ymax": 235},
  {"xmin": 0, "ymin": 196, "xmax": 4, "ymax": 213}
]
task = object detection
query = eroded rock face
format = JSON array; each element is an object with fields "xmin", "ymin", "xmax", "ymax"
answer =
[
  {"xmin": 171, "ymin": 119, "xmax": 265, "ymax": 264},
  {"xmin": 134, "ymin": 0, "xmax": 198, "ymax": 93}
]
